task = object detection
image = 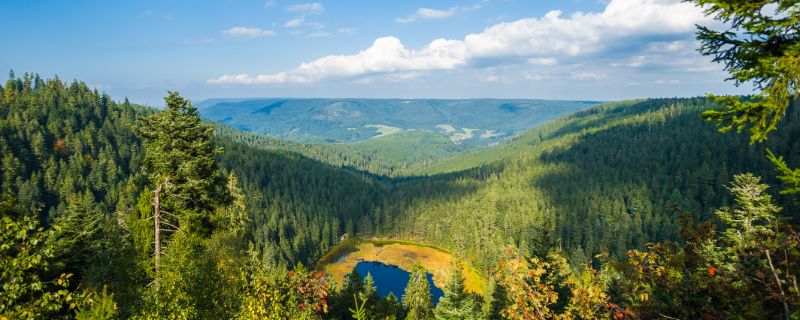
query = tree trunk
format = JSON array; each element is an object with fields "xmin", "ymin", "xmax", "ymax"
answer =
[
  {"xmin": 153, "ymin": 181, "xmax": 162, "ymax": 292},
  {"xmin": 766, "ymin": 249, "xmax": 790, "ymax": 320}
]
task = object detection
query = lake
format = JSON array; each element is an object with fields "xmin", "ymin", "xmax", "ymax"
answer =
[{"xmin": 354, "ymin": 261, "xmax": 444, "ymax": 304}]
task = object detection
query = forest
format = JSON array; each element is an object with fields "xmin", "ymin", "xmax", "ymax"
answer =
[{"xmin": 1, "ymin": 0, "xmax": 799, "ymax": 319}]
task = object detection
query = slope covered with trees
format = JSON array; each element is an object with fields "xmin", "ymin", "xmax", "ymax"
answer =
[
  {"xmin": 215, "ymin": 124, "xmax": 464, "ymax": 177},
  {"xmin": 4, "ymin": 75, "xmax": 796, "ymax": 318},
  {"xmin": 356, "ymin": 98, "xmax": 797, "ymax": 273},
  {"xmin": 0, "ymin": 73, "xmax": 381, "ymax": 318},
  {"xmin": 2, "ymin": 0, "xmax": 798, "ymax": 317},
  {"xmin": 3, "ymin": 77, "xmax": 798, "ymax": 319}
]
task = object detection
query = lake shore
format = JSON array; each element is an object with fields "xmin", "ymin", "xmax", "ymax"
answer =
[{"xmin": 319, "ymin": 238, "xmax": 487, "ymax": 296}]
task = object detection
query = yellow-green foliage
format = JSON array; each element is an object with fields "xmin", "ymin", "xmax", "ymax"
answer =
[
  {"xmin": 0, "ymin": 200, "xmax": 81, "ymax": 319},
  {"xmin": 240, "ymin": 257, "xmax": 330, "ymax": 320},
  {"xmin": 494, "ymin": 247, "xmax": 609, "ymax": 320}
]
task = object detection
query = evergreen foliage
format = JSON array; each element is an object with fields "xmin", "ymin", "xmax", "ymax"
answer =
[
  {"xmin": 1, "ymin": 1, "xmax": 798, "ymax": 315},
  {"xmin": 402, "ymin": 264, "xmax": 434, "ymax": 320},
  {"xmin": 378, "ymin": 98, "xmax": 800, "ymax": 273},
  {"xmin": 434, "ymin": 262, "xmax": 483, "ymax": 320},
  {"xmin": 692, "ymin": 0, "xmax": 799, "ymax": 143}
]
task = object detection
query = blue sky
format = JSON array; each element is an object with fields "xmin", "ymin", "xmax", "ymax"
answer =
[{"xmin": 0, "ymin": 0, "xmax": 751, "ymax": 105}]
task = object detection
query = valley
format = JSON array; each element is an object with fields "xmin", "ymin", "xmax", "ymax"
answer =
[
  {"xmin": 2, "ymin": 1, "xmax": 798, "ymax": 318},
  {"xmin": 3, "ymin": 77, "xmax": 798, "ymax": 319},
  {"xmin": 198, "ymin": 98, "xmax": 598, "ymax": 146}
]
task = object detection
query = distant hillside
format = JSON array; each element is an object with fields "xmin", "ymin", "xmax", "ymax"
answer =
[
  {"xmin": 198, "ymin": 98, "xmax": 599, "ymax": 147},
  {"xmin": 215, "ymin": 125, "xmax": 464, "ymax": 177}
]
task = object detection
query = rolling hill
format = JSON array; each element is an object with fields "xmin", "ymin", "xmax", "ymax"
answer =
[
  {"xmin": 198, "ymin": 98, "xmax": 600, "ymax": 147},
  {"xmin": 5, "ymin": 74, "xmax": 800, "ymax": 319}
]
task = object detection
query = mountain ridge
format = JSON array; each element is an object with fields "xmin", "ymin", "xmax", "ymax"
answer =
[{"xmin": 198, "ymin": 98, "xmax": 601, "ymax": 147}]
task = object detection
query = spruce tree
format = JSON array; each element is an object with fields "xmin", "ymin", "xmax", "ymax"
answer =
[
  {"xmin": 362, "ymin": 272, "xmax": 377, "ymax": 300},
  {"xmin": 691, "ymin": 0, "xmax": 799, "ymax": 143},
  {"xmin": 434, "ymin": 262, "xmax": 481, "ymax": 320},
  {"xmin": 361, "ymin": 272, "xmax": 378, "ymax": 318},
  {"xmin": 402, "ymin": 263, "xmax": 433, "ymax": 320},
  {"xmin": 330, "ymin": 269, "xmax": 364, "ymax": 319},
  {"xmin": 482, "ymin": 279, "xmax": 506, "ymax": 320},
  {"xmin": 137, "ymin": 91, "xmax": 227, "ymax": 286},
  {"xmin": 387, "ymin": 293, "xmax": 405, "ymax": 319},
  {"xmin": 689, "ymin": 0, "xmax": 800, "ymax": 197}
]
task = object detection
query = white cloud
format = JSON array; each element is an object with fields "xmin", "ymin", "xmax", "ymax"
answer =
[
  {"xmin": 209, "ymin": 36, "xmax": 461, "ymax": 84},
  {"xmin": 627, "ymin": 55, "xmax": 646, "ymax": 68},
  {"xmin": 337, "ymin": 27, "xmax": 356, "ymax": 35},
  {"xmin": 308, "ymin": 30, "xmax": 332, "ymax": 37},
  {"xmin": 417, "ymin": 7, "xmax": 457, "ymax": 19},
  {"xmin": 394, "ymin": 17, "xmax": 415, "ymax": 24},
  {"xmin": 286, "ymin": 2, "xmax": 324, "ymax": 14},
  {"xmin": 264, "ymin": 0, "xmax": 277, "ymax": 8},
  {"xmin": 222, "ymin": 27, "xmax": 277, "ymax": 38},
  {"xmin": 210, "ymin": 0, "xmax": 712, "ymax": 85},
  {"xmin": 396, "ymin": 7, "xmax": 458, "ymax": 23},
  {"xmin": 284, "ymin": 17, "xmax": 305, "ymax": 27},
  {"xmin": 284, "ymin": 18, "xmax": 324, "ymax": 30},
  {"xmin": 283, "ymin": 2, "xmax": 325, "ymax": 29},
  {"xmin": 571, "ymin": 72, "xmax": 608, "ymax": 80},
  {"xmin": 647, "ymin": 40, "xmax": 689, "ymax": 52},
  {"xmin": 305, "ymin": 22, "xmax": 325, "ymax": 29},
  {"xmin": 483, "ymin": 75, "xmax": 500, "ymax": 82},
  {"xmin": 522, "ymin": 73, "xmax": 546, "ymax": 81},
  {"xmin": 528, "ymin": 58, "xmax": 557, "ymax": 66}
]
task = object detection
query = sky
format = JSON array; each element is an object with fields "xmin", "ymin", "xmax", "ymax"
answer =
[{"xmin": 0, "ymin": 0, "xmax": 753, "ymax": 106}]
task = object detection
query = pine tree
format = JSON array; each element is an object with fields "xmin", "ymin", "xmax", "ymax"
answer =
[{"xmin": 403, "ymin": 263, "xmax": 433, "ymax": 320}]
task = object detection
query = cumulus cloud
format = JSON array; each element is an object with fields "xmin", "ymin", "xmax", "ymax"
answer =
[
  {"xmin": 396, "ymin": 7, "xmax": 458, "ymax": 23},
  {"xmin": 209, "ymin": 0, "xmax": 711, "ymax": 85},
  {"xmin": 222, "ymin": 27, "xmax": 277, "ymax": 38},
  {"xmin": 286, "ymin": 2, "xmax": 324, "ymax": 14}
]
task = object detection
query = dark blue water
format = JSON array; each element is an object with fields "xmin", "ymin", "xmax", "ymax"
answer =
[{"xmin": 354, "ymin": 261, "xmax": 444, "ymax": 304}]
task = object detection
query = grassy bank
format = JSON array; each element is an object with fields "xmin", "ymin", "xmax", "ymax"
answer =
[{"xmin": 319, "ymin": 238, "xmax": 487, "ymax": 296}]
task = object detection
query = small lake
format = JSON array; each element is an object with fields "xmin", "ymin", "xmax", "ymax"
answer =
[{"xmin": 354, "ymin": 261, "xmax": 444, "ymax": 304}]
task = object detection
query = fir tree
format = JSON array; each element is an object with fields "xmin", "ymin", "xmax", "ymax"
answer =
[
  {"xmin": 434, "ymin": 262, "xmax": 482, "ymax": 320},
  {"xmin": 403, "ymin": 263, "xmax": 433, "ymax": 320},
  {"xmin": 136, "ymin": 91, "xmax": 228, "ymax": 288},
  {"xmin": 690, "ymin": 0, "xmax": 800, "ymax": 196}
]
